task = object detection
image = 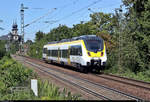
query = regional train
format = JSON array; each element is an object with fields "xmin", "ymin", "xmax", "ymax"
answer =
[{"xmin": 42, "ymin": 35, "xmax": 107, "ymax": 72}]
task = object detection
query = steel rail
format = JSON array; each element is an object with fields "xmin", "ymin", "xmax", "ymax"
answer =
[
  {"xmin": 20, "ymin": 56, "xmax": 143, "ymax": 101},
  {"xmin": 22, "ymin": 55, "xmax": 150, "ymax": 91},
  {"xmin": 25, "ymin": 60, "xmax": 111, "ymax": 100},
  {"xmin": 17, "ymin": 55, "xmax": 145, "ymax": 101}
]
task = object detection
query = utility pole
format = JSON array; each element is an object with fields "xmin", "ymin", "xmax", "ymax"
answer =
[
  {"xmin": 20, "ymin": 3, "xmax": 28, "ymax": 53},
  {"xmin": 115, "ymin": 5, "xmax": 123, "ymax": 73}
]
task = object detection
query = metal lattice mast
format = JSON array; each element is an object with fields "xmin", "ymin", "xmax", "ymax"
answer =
[
  {"xmin": 20, "ymin": 3, "xmax": 24, "ymax": 44},
  {"xmin": 115, "ymin": 6, "xmax": 123, "ymax": 73},
  {"xmin": 20, "ymin": 3, "xmax": 28, "ymax": 53}
]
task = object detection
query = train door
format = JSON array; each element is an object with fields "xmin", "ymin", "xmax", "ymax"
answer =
[
  {"xmin": 68, "ymin": 46, "xmax": 71, "ymax": 65},
  {"xmin": 46, "ymin": 48, "xmax": 48, "ymax": 60},
  {"xmin": 58, "ymin": 47, "xmax": 60, "ymax": 63}
]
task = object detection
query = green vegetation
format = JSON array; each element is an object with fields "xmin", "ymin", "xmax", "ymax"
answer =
[
  {"xmin": 104, "ymin": 67, "xmax": 150, "ymax": 82},
  {"xmin": 0, "ymin": 56, "xmax": 81, "ymax": 100},
  {"xmin": 39, "ymin": 80, "xmax": 81, "ymax": 100},
  {"xmin": 27, "ymin": 0, "xmax": 150, "ymax": 82},
  {"xmin": 0, "ymin": 40, "xmax": 20, "ymax": 58},
  {"xmin": 0, "ymin": 40, "xmax": 7, "ymax": 59},
  {"xmin": 104, "ymin": 0, "xmax": 150, "ymax": 82},
  {"xmin": 0, "ymin": 56, "xmax": 35, "ymax": 100},
  {"xmin": 9, "ymin": 41, "xmax": 20, "ymax": 54}
]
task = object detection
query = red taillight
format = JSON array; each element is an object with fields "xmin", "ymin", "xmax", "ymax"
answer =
[
  {"xmin": 88, "ymin": 52, "xmax": 91, "ymax": 56},
  {"xmin": 101, "ymin": 52, "xmax": 103, "ymax": 56}
]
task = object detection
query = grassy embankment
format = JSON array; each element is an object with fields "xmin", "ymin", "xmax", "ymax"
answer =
[
  {"xmin": 103, "ymin": 66, "xmax": 150, "ymax": 82},
  {"xmin": 0, "ymin": 56, "xmax": 81, "ymax": 100}
]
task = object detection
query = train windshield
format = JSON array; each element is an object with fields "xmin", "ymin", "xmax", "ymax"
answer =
[{"xmin": 85, "ymin": 39, "xmax": 104, "ymax": 52}]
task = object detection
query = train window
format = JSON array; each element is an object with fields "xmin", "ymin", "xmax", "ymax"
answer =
[
  {"xmin": 56, "ymin": 50, "xmax": 58, "ymax": 57},
  {"xmin": 51, "ymin": 50, "xmax": 53, "ymax": 57},
  {"xmin": 50, "ymin": 50, "xmax": 52, "ymax": 56},
  {"xmin": 70, "ymin": 45, "xmax": 82, "ymax": 56},
  {"xmin": 52, "ymin": 50, "xmax": 58, "ymax": 57},
  {"xmin": 70, "ymin": 47, "xmax": 74, "ymax": 55},
  {"xmin": 48, "ymin": 50, "xmax": 51, "ymax": 56},
  {"xmin": 53, "ymin": 50, "xmax": 55, "ymax": 57},
  {"xmin": 58, "ymin": 49, "xmax": 60, "ymax": 57},
  {"xmin": 85, "ymin": 39, "xmax": 104, "ymax": 52},
  {"xmin": 52, "ymin": 50, "xmax": 57, "ymax": 57},
  {"xmin": 78, "ymin": 46, "xmax": 82, "ymax": 56},
  {"xmin": 62, "ymin": 50, "xmax": 68, "ymax": 58}
]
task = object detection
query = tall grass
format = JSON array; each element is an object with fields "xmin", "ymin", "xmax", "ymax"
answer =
[{"xmin": 39, "ymin": 80, "xmax": 81, "ymax": 100}]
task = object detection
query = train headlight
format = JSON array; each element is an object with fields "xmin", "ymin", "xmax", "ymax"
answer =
[
  {"xmin": 101, "ymin": 52, "xmax": 103, "ymax": 56},
  {"xmin": 88, "ymin": 52, "xmax": 91, "ymax": 56}
]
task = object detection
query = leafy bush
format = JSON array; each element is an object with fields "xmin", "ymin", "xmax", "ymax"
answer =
[
  {"xmin": 0, "ymin": 56, "xmax": 35, "ymax": 100},
  {"xmin": 0, "ymin": 56, "xmax": 81, "ymax": 100},
  {"xmin": 0, "ymin": 56, "xmax": 33, "ymax": 88}
]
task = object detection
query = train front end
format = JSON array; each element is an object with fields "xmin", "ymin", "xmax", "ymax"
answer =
[{"xmin": 83, "ymin": 35, "xmax": 107, "ymax": 71}]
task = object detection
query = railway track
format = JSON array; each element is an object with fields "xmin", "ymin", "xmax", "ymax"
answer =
[
  {"xmin": 14, "ymin": 55, "xmax": 145, "ymax": 101},
  {"xmin": 93, "ymin": 73, "xmax": 150, "ymax": 91},
  {"xmin": 26, "ymin": 61, "xmax": 111, "ymax": 100},
  {"xmin": 23, "ymin": 55, "xmax": 150, "ymax": 92},
  {"xmin": 25, "ymin": 61, "xmax": 139, "ymax": 101}
]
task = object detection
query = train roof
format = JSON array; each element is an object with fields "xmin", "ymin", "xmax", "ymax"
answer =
[{"xmin": 47, "ymin": 35, "xmax": 103, "ymax": 45}]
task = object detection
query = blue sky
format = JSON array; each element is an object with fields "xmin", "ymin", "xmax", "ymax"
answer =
[{"xmin": 0, "ymin": 0, "xmax": 122, "ymax": 41}]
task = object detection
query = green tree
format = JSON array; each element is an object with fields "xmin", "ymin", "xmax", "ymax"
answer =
[
  {"xmin": 72, "ymin": 22, "xmax": 92, "ymax": 37},
  {"xmin": 25, "ymin": 40, "xmax": 33, "ymax": 45},
  {"xmin": 9, "ymin": 41, "xmax": 20, "ymax": 54},
  {"xmin": 35, "ymin": 31, "xmax": 45, "ymax": 42},
  {"xmin": 89, "ymin": 12, "xmax": 117, "ymax": 35},
  {"xmin": 122, "ymin": 0, "xmax": 150, "ymax": 71},
  {"xmin": 45, "ymin": 25, "xmax": 72, "ymax": 42},
  {"xmin": 55, "ymin": 24, "xmax": 72, "ymax": 41}
]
